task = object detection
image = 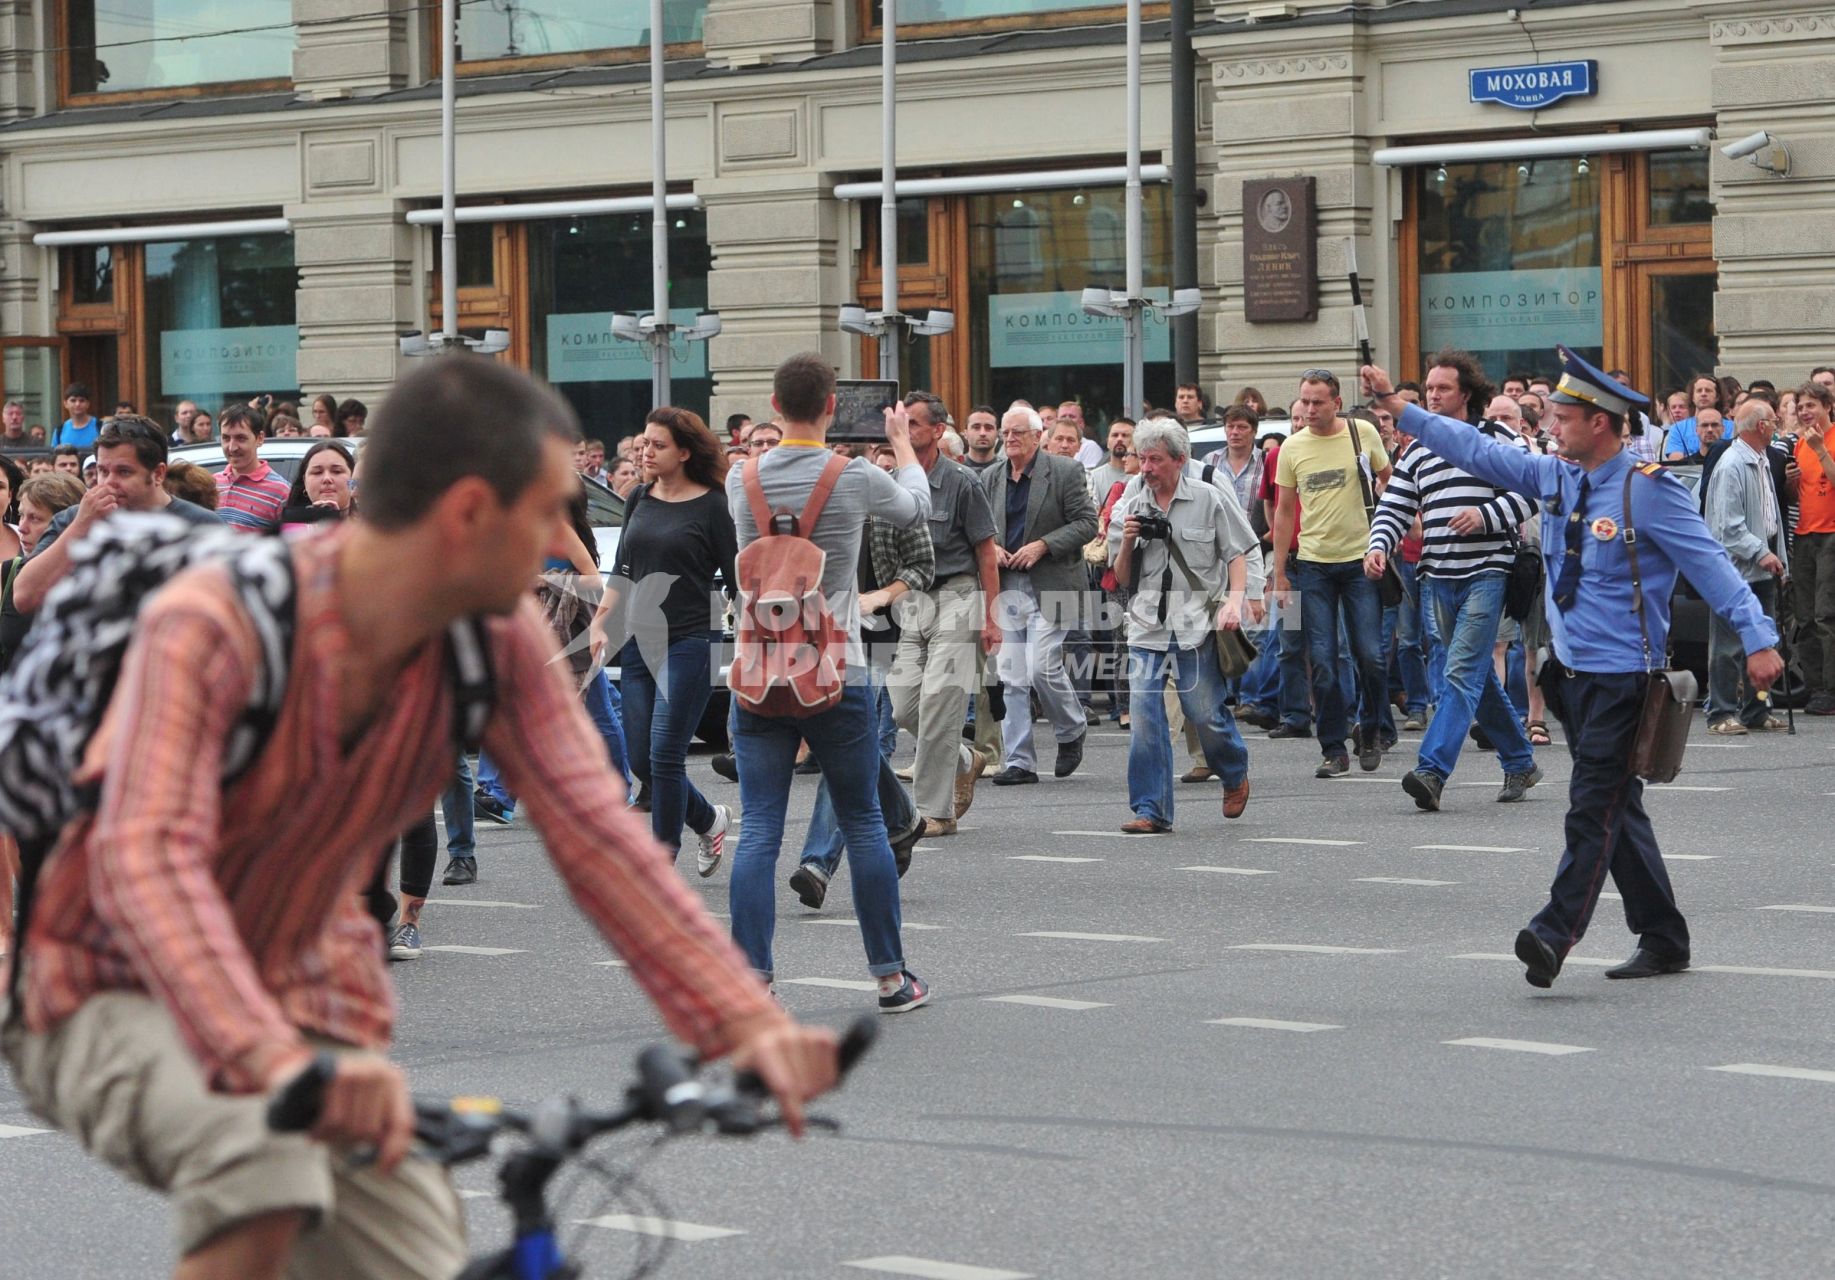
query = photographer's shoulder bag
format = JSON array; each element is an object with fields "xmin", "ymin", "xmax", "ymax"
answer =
[
  {"xmin": 1162, "ymin": 503, "xmax": 1259, "ymax": 680},
  {"xmin": 1622, "ymin": 463, "xmax": 1698, "ymax": 784}
]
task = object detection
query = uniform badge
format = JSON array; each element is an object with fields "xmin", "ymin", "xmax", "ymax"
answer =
[{"xmin": 1591, "ymin": 516, "xmax": 1619, "ymax": 541}]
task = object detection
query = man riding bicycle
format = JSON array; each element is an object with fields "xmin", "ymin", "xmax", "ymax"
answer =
[{"xmin": 1, "ymin": 359, "xmax": 840, "ymax": 1280}]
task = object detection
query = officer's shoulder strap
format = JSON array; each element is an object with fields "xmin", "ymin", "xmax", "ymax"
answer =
[{"xmin": 1635, "ymin": 461, "xmax": 1665, "ymax": 478}]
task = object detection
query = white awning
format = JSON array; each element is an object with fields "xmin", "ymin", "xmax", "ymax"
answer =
[
  {"xmin": 405, "ymin": 194, "xmax": 701, "ymax": 225},
  {"xmin": 32, "ymin": 217, "xmax": 290, "ymax": 247},
  {"xmin": 833, "ymin": 165, "xmax": 1171, "ymax": 201},
  {"xmin": 1372, "ymin": 128, "xmax": 1713, "ymax": 167}
]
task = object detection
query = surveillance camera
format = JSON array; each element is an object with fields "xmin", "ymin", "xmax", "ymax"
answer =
[{"xmin": 1720, "ymin": 130, "xmax": 1772, "ymax": 160}]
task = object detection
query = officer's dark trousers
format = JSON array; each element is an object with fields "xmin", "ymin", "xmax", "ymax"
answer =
[{"xmin": 1530, "ymin": 661, "xmax": 1690, "ymax": 960}]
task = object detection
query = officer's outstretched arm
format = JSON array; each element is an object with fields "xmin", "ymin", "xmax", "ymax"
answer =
[
  {"xmin": 1642, "ymin": 469, "xmax": 1779, "ymax": 658},
  {"xmin": 1395, "ymin": 403, "xmax": 1548, "ymax": 501}
]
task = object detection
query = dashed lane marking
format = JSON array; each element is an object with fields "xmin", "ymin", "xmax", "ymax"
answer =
[
  {"xmin": 595, "ymin": 959, "xmax": 628, "ymax": 968},
  {"xmin": 1444, "ymin": 1037, "xmax": 1594, "ymax": 1056},
  {"xmin": 1412, "ymin": 844, "xmax": 1531, "ymax": 854},
  {"xmin": 1357, "ymin": 877, "xmax": 1460, "ymax": 886},
  {"xmin": 1231, "ymin": 943, "xmax": 1401, "ymax": 955},
  {"xmin": 843, "ymin": 1257, "xmax": 1034, "ymax": 1280},
  {"xmin": 423, "ymin": 945, "xmax": 527, "ymax": 956},
  {"xmin": 800, "ymin": 918, "xmax": 944, "ymax": 930},
  {"xmin": 1020, "ymin": 931, "xmax": 1165, "ymax": 943},
  {"xmin": 1709, "ymin": 1063, "xmax": 1835, "ymax": 1084},
  {"xmin": 1757, "ymin": 905, "xmax": 1835, "ymax": 914},
  {"xmin": 1451, "ymin": 952, "xmax": 1614, "ymax": 966},
  {"xmin": 1009, "ymin": 855, "xmax": 1103, "ymax": 863},
  {"xmin": 1051, "ymin": 830, "xmax": 1164, "ymax": 838},
  {"xmin": 781, "ymin": 977, "xmax": 879, "ymax": 991},
  {"xmin": 1662, "ymin": 854, "xmax": 1719, "ymax": 861},
  {"xmin": 425, "ymin": 899, "xmax": 540, "ymax": 909},
  {"xmin": 1244, "ymin": 837, "xmax": 1364, "ymax": 847},
  {"xmin": 1181, "ymin": 865, "xmax": 1276, "ymax": 876},
  {"xmin": 576, "ymin": 1215, "xmax": 744, "ymax": 1241},
  {"xmin": 985, "ymin": 995, "xmax": 1113, "ymax": 1011},
  {"xmin": 1646, "ymin": 785, "xmax": 1730, "ymax": 792},
  {"xmin": 1208, "ymin": 1017, "xmax": 1342, "ymax": 1032},
  {"xmin": 1698, "ymin": 965, "xmax": 1835, "ymax": 980},
  {"xmin": 457, "ymin": 1189, "xmax": 493, "ymax": 1200},
  {"xmin": 0, "ymin": 1124, "xmax": 50, "ymax": 1138}
]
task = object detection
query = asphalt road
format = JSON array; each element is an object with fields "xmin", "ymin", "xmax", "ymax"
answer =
[{"xmin": 5, "ymin": 709, "xmax": 1835, "ymax": 1279}]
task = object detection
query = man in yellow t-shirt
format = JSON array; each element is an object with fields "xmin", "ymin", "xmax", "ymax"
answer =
[{"xmin": 1269, "ymin": 369, "xmax": 1393, "ymax": 776}]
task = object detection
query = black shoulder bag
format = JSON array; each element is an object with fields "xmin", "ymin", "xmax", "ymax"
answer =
[
  {"xmin": 1345, "ymin": 421, "xmax": 1404, "ymax": 608},
  {"xmin": 1622, "ymin": 465, "xmax": 1698, "ymax": 783}
]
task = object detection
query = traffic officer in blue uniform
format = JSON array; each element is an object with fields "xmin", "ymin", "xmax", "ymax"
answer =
[{"xmin": 1361, "ymin": 348, "xmax": 1783, "ymax": 989}]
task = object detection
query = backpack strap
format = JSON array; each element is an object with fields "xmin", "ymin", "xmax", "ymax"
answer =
[
  {"xmin": 444, "ymin": 617, "xmax": 495, "ymax": 753},
  {"xmin": 795, "ymin": 455, "xmax": 851, "ymax": 535},
  {"xmin": 742, "ymin": 458, "xmax": 775, "ymax": 535}
]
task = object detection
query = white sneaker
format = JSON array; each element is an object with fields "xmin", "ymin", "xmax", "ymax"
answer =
[{"xmin": 696, "ymin": 804, "xmax": 731, "ymax": 877}]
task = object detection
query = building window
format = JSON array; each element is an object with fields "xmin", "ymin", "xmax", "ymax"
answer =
[
  {"xmin": 2, "ymin": 343, "xmax": 68, "ymax": 441},
  {"xmin": 453, "ymin": 0, "xmax": 706, "ymax": 70},
  {"xmin": 862, "ymin": 0, "xmax": 1164, "ymax": 38},
  {"xmin": 142, "ymin": 233, "xmax": 299, "ymax": 424},
  {"xmin": 528, "ymin": 210, "xmax": 712, "ymax": 439},
  {"xmin": 966, "ymin": 185, "xmax": 1172, "ymax": 422},
  {"xmin": 1414, "ymin": 158, "xmax": 1603, "ymax": 385},
  {"xmin": 62, "ymin": 0, "xmax": 294, "ymax": 101}
]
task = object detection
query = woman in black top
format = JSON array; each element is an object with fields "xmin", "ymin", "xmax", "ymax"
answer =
[{"xmin": 592, "ymin": 407, "xmax": 737, "ymax": 875}]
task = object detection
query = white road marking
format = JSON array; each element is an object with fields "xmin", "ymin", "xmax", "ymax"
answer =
[
  {"xmin": 576, "ymin": 1214, "xmax": 744, "ymax": 1241},
  {"xmin": 1357, "ymin": 877, "xmax": 1459, "ymax": 886},
  {"xmin": 800, "ymin": 918, "xmax": 945, "ymax": 930},
  {"xmin": 985, "ymin": 995, "xmax": 1112, "ymax": 1011},
  {"xmin": 1662, "ymin": 854, "xmax": 1719, "ymax": 861},
  {"xmin": 423, "ymin": 945, "xmax": 527, "ymax": 956},
  {"xmin": 1601, "ymin": 892, "xmax": 1623, "ymax": 901},
  {"xmin": 1646, "ymin": 785, "xmax": 1729, "ymax": 792},
  {"xmin": 781, "ymin": 977, "xmax": 879, "ymax": 991},
  {"xmin": 1009, "ymin": 855, "xmax": 1103, "ymax": 863},
  {"xmin": 426, "ymin": 899, "xmax": 540, "ymax": 910},
  {"xmin": 1231, "ymin": 943, "xmax": 1400, "ymax": 955},
  {"xmin": 1181, "ymin": 865, "xmax": 1276, "ymax": 876},
  {"xmin": 844, "ymin": 1257, "xmax": 1034, "ymax": 1280},
  {"xmin": 1710, "ymin": 1063, "xmax": 1835, "ymax": 1084},
  {"xmin": 457, "ymin": 1189, "xmax": 493, "ymax": 1200},
  {"xmin": 1245, "ymin": 837, "xmax": 1363, "ymax": 847},
  {"xmin": 1208, "ymin": 1017, "xmax": 1342, "ymax": 1032},
  {"xmin": 1020, "ymin": 931, "xmax": 1165, "ymax": 943},
  {"xmin": 1050, "ymin": 830, "xmax": 1162, "ymax": 838},
  {"xmin": 1444, "ymin": 1037, "xmax": 1594, "ymax": 1056},
  {"xmin": 1758, "ymin": 904, "xmax": 1835, "ymax": 914},
  {"xmin": 1450, "ymin": 952, "xmax": 1614, "ymax": 967},
  {"xmin": 595, "ymin": 959, "xmax": 628, "ymax": 968},
  {"xmin": 1412, "ymin": 844, "xmax": 1530, "ymax": 854},
  {"xmin": 1697, "ymin": 965, "xmax": 1835, "ymax": 980},
  {"xmin": 0, "ymin": 1124, "xmax": 49, "ymax": 1138}
]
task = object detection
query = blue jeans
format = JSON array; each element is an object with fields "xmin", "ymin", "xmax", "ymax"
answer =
[
  {"xmin": 1127, "ymin": 644, "xmax": 1249, "ymax": 827},
  {"xmin": 801, "ymin": 671, "xmax": 915, "ymax": 878},
  {"xmin": 1273, "ymin": 590, "xmax": 1315, "ymax": 728},
  {"xmin": 730, "ymin": 682, "xmax": 906, "ymax": 980},
  {"xmin": 1504, "ymin": 641, "xmax": 1530, "ymax": 719},
  {"xmin": 1417, "ymin": 572, "xmax": 1535, "ymax": 780},
  {"xmin": 620, "ymin": 633, "xmax": 717, "ymax": 852},
  {"xmin": 440, "ymin": 754, "xmax": 475, "ymax": 858},
  {"xmin": 1293, "ymin": 559, "xmax": 1388, "ymax": 756},
  {"xmin": 1390, "ymin": 560, "xmax": 1431, "ymax": 717},
  {"xmin": 475, "ymin": 670, "xmax": 633, "ymax": 818}
]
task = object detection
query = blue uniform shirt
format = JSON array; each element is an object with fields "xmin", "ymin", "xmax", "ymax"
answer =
[{"xmin": 1399, "ymin": 403, "xmax": 1778, "ymax": 673}]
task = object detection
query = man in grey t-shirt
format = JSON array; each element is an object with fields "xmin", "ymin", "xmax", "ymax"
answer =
[{"xmin": 724, "ymin": 353, "xmax": 934, "ymax": 1016}]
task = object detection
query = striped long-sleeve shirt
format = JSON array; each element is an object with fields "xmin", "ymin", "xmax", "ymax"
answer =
[
  {"xmin": 1368, "ymin": 420, "xmax": 1538, "ymax": 578},
  {"xmin": 16, "ymin": 525, "xmax": 775, "ymax": 1093}
]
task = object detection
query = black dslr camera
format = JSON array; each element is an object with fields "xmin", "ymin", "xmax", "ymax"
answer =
[{"xmin": 1133, "ymin": 511, "xmax": 1172, "ymax": 542}]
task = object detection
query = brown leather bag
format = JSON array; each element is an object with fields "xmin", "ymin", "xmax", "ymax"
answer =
[{"xmin": 1621, "ymin": 464, "xmax": 1698, "ymax": 783}]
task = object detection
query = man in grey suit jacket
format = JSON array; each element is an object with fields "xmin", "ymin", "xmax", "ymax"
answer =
[{"xmin": 980, "ymin": 404, "xmax": 1100, "ymax": 784}]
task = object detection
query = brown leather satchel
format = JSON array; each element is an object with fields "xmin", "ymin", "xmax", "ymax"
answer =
[{"xmin": 1622, "ymin": 464, "xmax": 1698, "ymax": 784}]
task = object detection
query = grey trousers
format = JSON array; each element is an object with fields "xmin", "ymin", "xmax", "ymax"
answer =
[
  {"xmin": 996, "ymin": 573, "xmax": 1087, "ymax": 771},
  {"xmin": 889, "ymin": 575, "xmax": 982, "ymax": 820}
]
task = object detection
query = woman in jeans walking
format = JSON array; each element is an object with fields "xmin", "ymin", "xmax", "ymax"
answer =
[{"xmin": 591, "ymin": 407, "xmax": 737, "ymax": 875}]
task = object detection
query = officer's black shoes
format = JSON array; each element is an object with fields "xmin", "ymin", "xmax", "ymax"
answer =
[
  {"xmin": 1604, "ymin": 948, "xmax": 1690, "ymax": 980},
  {"xmin": 1515, "ymin": 928, "xmax": 1562, "ymax": 989},
  {"xmin": 1402, "ymin": 770, "xmax": 1444, "ymax": 811}
]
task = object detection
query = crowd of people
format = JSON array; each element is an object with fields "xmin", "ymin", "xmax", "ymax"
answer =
[{"xmin": 0, "ymin": 336, "xmax": 1813, "ymax": 1277}]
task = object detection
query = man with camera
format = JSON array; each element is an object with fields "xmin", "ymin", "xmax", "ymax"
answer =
[{"xmin": 1109, "ymin": 420, "xmax": 1260, "ymax": 832}]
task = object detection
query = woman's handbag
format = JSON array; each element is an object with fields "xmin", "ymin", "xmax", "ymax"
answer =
[{"xmin": 1621, "ymin": 465, "xmax": 1697, "ymax": 783}]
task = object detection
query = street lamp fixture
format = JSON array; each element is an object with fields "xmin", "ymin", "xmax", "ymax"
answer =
[{"xmin": 399, "ymin": 328, "xmax": 512, "ymax": 357}]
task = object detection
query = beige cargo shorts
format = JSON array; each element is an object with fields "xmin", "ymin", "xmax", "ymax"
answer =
[{"xmin": 3, "ymin": 991, "xmax": 467, "ymax": 1277}]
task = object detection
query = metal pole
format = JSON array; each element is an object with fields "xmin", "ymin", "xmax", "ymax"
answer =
[
  {"xmin": 439, "ymin": 0, "xmax": 457, "ymax": 346},
  {"xmin": 1170, "ymin": 0, "xmax": 1198, "ymax": 388},
  {"xmin": 1123, "ymin": 0, "xmax": 1144, "ymax": 417},
  {"xmin": 879, "ymin": 0, "xmax": 901, "ymax": 384},
  {"xmin": 650, "ymin": 0, "xmax": 672, "ymax": 407}
]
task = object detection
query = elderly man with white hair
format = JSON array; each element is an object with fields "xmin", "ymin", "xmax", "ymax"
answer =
[
  {"xmin": 1703, "ymin": 400, "xmax": 1790, "ymax": 733},
  {"xmin": 1108, "ymin": 418, "xmax": 1262, "ymax": 832},
  {"xmin": 978, "ymin": 402, "xmax": 1099, "ymax": 785}
]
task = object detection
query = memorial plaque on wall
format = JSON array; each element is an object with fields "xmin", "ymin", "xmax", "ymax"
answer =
[{"xmin": 1242, "ymin": 177, "xmax": 1317, "ymax": 322}]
